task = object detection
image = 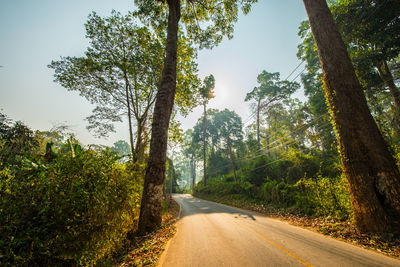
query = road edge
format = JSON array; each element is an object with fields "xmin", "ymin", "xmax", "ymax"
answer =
[{"xmin": 156, "ymin": 195, "xmax": 182, "ymax": 267}]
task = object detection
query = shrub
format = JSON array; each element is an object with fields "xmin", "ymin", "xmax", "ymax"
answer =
[
  {"xmin": 262, "ymin": 178, "xmax": 295, "ymax": 206},
  {"xmin": 0, "ymin": 118, "xmax": 142, "ymax": 266},
  {"xmin": 293, "ymin": 175, "xmax": 351, "ymax": 220}
]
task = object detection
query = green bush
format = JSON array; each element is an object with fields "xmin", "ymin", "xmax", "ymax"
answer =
[
  {"xmin": 244, "ymin": 156, "xmax": 269, "ymax": 186},
  {"xmin": 262, "ymin": 178, "xmax": 295, "ymax": 206},
  {"xmin": 196, "ymin": 172, "xmax": 351, "ymax": 221},
  {"xmin": 0, "ymin": 118, "xmax": 142, "ymax": 266},
  {"xmin": 293, "ymin": 175, "xmax": 351, "ymax": 220}
]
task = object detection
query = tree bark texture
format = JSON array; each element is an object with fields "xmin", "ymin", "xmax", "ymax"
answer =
[
  {"xmin": 138, "ymin": 0, "xmax": 180, "ymax": 234},
  {"xmin": 203, "ymin": 103, "xmax": 207, "ymax": 187},
  {"xmin": 303, "ymin": 0, "xmax": 400, "ymax": 232}
]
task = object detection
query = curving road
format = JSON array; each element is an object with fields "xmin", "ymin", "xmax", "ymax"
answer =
[{"xmin": 158, "ymin": 194, "xmax": 400, "ymax": 267}]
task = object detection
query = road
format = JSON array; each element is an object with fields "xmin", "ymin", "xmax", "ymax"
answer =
[{"xmin": 158, "ymin": 194, "xmax": 400, "ymax": 267}]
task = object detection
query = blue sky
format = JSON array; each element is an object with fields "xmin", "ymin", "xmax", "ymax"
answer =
[{"xmin": 0, "ymin": 0, "xmax": 308, "ymax": 146}]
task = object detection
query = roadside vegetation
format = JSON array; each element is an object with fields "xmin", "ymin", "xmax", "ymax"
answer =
[
  {"xmin": 0, "ymin": 114, "xmax": 178, "ymax": 266},
  {"xmin": 2, "ymin": 0, "xmax": 400, "ymax": 265},
  {"xmin": 0, "ymin": 114, "xmax": 140, "ymax": 265}
]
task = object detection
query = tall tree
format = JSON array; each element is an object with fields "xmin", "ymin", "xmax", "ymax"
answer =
[
  {"xmin": 302, "ymin": 0, "xmax": 400, "ymax": 232},
  {"xmin": 135, "ymin": 0, "xmax": 257, "ymax": 234},
  {"xmin": 213, "ymin": 109, "xmax": 243, "ymax": 183},
  {"xmin": 199, "ymin": 75, "xmax": 215, "ymax": 186},
  {"xmin": 245, "ymin": 71, "xmax": 299, "ymax": 146},
  {"xmin": 49, "ymin": 11, "xmax": 199, "ymax": 163},
  {"xmin": 49, "ymin": 11, "xmax": 162, "ymax": 162},
  {"xmin": 297, "ymin": 21, "xmax": 339, "ymax": 161},
  {"xmin": 182, "ymin": 129, "xmax": 197, "ymax": 189}
]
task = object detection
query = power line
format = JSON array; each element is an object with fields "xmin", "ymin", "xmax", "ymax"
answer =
[
  {"xmin": 290, "ymin": 66, "xmax": 307, "ymax": 83},
  {"xmin": 243, "ymin": 60, "xmax": 306, "ymax": 127},
  {"xmin": 208, "ymin": 114, "xmax": 333, "ymax": 170},
  {"xmin": 284, "ymin": 61, "xmax": 304, "ymax": 81}
]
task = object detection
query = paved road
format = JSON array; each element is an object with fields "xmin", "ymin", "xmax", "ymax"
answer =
[{"xmin": 158, "ymin": 194, "xmax": 400, "ymax": 267}]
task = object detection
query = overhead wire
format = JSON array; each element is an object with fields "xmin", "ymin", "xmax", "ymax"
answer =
[
  {"xmin": 210, "ymin": 114, "xmax": 333, "ymax": 170},
  {"xmin": 237, "ymin": 1, "xmax": 394, "ymax": 173},
  {"xmin": 243, "ymin": 60, "xmax": 306, "ymax": 127}
]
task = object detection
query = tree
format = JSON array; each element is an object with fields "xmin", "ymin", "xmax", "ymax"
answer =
[
  {"xmin": 49, "ymin": 11, "xmax": 161, "ymax": 162},
  {"xmin": 299, "ymin": 1, "xmax": 400, "ymax": 145},
  {"xmin": 182, "ymin": 129, "xmax": 197, "ymax": 189},
  {"xmin": 191, "ymin": 109, "xmax": 243, "ymax": 182},
  {"xmin": 49, "ymin": 11, "xmax": 199, "ymax": 164},
  {"xmin": 199, "ymin": 75, "xmax": 215, "ymax": 186},
  {"xmin": 302, "ymin": 0, "xmax": 400, "ymax": 232},
  {"xmin": 297, "ymin": 21, "xmax": 339, "ymax": 161},
  {"xmin": 136, "ymin": 0, "xmax": 257, "ymax": 234},
  {"xmin": 110, "ymin": 140, "xmax": 131, "ymax": 157},
  {"xmin": 245, "ymin": 71, "xmax": 299, "ymax": 146},
  {"xmin": 213, "ymin": 109, "xmax": 243, "ymax": 183},
  {"xmin": 332, "ymin": 0, "xmax": 400, "ymax": 116}
]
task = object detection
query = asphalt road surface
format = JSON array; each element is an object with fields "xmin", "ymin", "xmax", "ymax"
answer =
[{"xmin": 158, "ymin": 194, "xmax": 400, "ymax": 267}]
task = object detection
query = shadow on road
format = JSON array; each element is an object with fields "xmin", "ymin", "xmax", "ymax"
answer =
[{"xmin": 175, "ymin": 194, "xmax": 256, "ymax": 221}]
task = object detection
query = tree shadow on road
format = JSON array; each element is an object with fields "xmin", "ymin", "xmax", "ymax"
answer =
[{"xmin": 175, "ymin": 194, "xmax": 256, "ymax": 221}]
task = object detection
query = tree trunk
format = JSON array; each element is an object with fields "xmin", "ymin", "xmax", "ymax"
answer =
[
  {"xmin": 227, "ymin": 142, "xmax": 237, "ymax": 183},
  {"xmin": 203, "ymin": 103, "xmax": 207, "ymax": 187},
  {"xmin": 376, "ymin": 61, "xmax": 400, "ymax": 115},
  {"xmin": 302, "ymin": 0, "xmax": 400, "ymax": 232},
  {"xmin": 125, "ymin": 81, "xmax": 135, "ymax": 162},
  {"xmin": 134, "ymin": 117, "xmax": 146, "ymax": 164},
  {"xmin": 138, "ymin": 0, "xmax": 180, "ymax": 234},
  {"xmin": 190, "ymin": 154, "xmax": 196, "ymax": 189}
]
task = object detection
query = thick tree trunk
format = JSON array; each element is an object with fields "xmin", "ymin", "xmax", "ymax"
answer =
[
  {"xmin": 203, "ymin": 103, "xmax": 207, "ymax": 187},
  {"xmin": 137, "ymin": 0, "xmax": 180, "ymax": 234},
  {"xmin": 376, "ymin": 61, "xmax": 400, "ymax": 115},
  {"xmin": 303, "ymin": 0, "xmax": 400, "ymax": 232}
]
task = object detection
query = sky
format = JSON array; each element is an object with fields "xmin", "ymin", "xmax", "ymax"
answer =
[{"xmin": 0, "ymin": 0, "xmax": 308, "ymax": 146}]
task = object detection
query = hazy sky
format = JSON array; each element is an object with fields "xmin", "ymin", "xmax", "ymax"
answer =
[{"xmin": 0, "ymin": 0, "xmax": 308, "ymax": 146}]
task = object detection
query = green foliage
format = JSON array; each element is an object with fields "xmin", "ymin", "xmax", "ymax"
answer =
[
  {"xmin": 195, "ymin": 174, "xmax": 351, "ymax": 221},
  {"xmin": 134, "ymin": 0, "xmax": 257, "ymax": 49},
  {"xmin": 194, "ymin": 179, "xmax": 257, "ymax": 198},
  {"xmin": 242, "ymin": 156, "xmax": 269, "ymax": 186},
  {"xmin": 199, "ymin": 74, "xmax": 215, "ymax": 102},
  {"xmin": 49, "ymin": 10, "xmax": 201, "ymax": 145},
  {"xmin": 0, "ymin": 115, "xmax": 38, "ymax": 167},
  {"xmin": 0, "ymin": 115, "xmax": 142, "ymax": 266},
  {"xmin": 292, "ymin": 176, "xmax": 351, "ymax": 220},
  {"xmin": 49, "ymin": 11, "xmax": 161, "ymax": 138},
  {"xmin": 111, "ymin": 140, "xmax": 131, "ymax": 158},
  {"xmin": 297, "ymin": 0, "xmax": 400, "ymax": 149}
]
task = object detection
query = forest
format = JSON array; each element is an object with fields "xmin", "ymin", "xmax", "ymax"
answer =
[{"xmin": 1, "ymin": 0, "xmax": 400, "ymax": 266}]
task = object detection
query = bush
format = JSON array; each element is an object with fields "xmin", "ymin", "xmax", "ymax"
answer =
[
  {"xmin": 196, "ymin": 172, "xmax": 351, "ymax": 221},
  {"xmin": 0, "ymin": 118, "xmax": 142, "ymax": 266},
  {"xmin": 244, "ymin": 156, "xmax": 269, "ymax": 186},
  {"xmin": 262, "ymin": 178, "xmax": 295, "ymax": 207},
  {"xmin": 293, "ymin": 175, "xmax": 351, "ymax": 220}
]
